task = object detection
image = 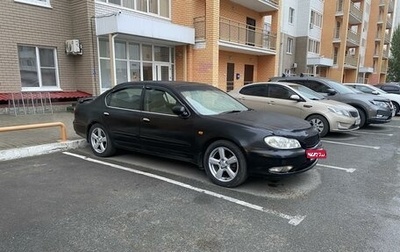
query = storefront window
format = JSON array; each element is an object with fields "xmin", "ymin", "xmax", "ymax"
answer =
[
  {"xmin": 142, "ymin": 44, "xmax": 153, "ymax": 61},
  {"xmin": 154, "ymin": 46, "xmax": 169, "ymax": 62}
]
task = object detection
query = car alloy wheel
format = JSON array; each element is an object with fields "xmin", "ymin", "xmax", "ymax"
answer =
[
  {"xmin": 307, "ymin": 115, "xmax": 329, "ymax": 137},
  {"xmin": 89, "ymin": 123, "xmax": 116, "ymax": 157},
  {"xmin": 203, "ymin": 140, "xmax": 248, "ymax": 187}
]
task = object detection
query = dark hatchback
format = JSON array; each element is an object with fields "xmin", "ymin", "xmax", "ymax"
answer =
[{"xmin": 73, "ymin": 81, "xmax": 323, "ymax": 187}]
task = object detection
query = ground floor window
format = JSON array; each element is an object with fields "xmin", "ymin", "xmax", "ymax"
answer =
[
  {"xmin": 18, "ymin": 45, "xmax": 59, "ymax": 91},
  {"xmin": 98, "ymin": 38, "xmax": 174, "ymax": 92}
]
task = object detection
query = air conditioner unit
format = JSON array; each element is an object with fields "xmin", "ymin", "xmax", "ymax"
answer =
[
  {"xmin": 65, "ymin": 39, "xmax": 82, "ymax": 55},
  {"xmin": 293, "ymin": 62, "xmax": 298, "ymax": 68}
]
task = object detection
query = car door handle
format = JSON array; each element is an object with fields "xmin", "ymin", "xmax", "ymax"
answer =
[
  {"xmin": 103, "ymin": 112, "xmax": 109, "ymax": 116},
  {"xmin": 142, "ymin": 117, "xmax": 150, "ymax": 122},
  {"xmin": 303, "ymin": 105, "xmax": 312, "ymax": 108}
]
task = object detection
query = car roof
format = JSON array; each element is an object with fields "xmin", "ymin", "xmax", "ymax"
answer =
[{"xmin": 114, "ymin": 81, "xmax": 218, "ymax": 90}]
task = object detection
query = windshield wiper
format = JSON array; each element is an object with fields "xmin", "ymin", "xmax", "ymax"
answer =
[{"xmin": 222, "ymin": 110, "xmax": 243, "ymax": 114}]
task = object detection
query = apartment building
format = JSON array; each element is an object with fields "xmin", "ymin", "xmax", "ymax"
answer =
[
  {"xmin": 0, "ymin": 0, "xmax": 280, "ymax": 110},
  {"xmin": 279, "ymin": 0, "xmax": 396, "ymax": 84},
  {"xmin": 279, "ymin": 0, "xmax": 328, "ymax": 77}
]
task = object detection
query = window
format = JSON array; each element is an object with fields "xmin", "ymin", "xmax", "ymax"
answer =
[
  {"xmin": 308, "ymin": 39, "xmax": 320, "ymax": 54},
  {"xmin": 310, "ymin": 10, "xmax": 322, "ymax": 28},
  {"xmin": 18, "ymin": 45, "xmax": 59, "ymax": 90},
  {"xmin": 144, "ymin": 89, "xmax": 177, "ymax": 114},
  {"xmin": 14, "ymin": 0, "xmax": 51, "ymax": 8},
  {"xmin": 268, "ymin": 85, "xmax": 293, "ymax": 99},
  {"xmin": 289, "ymin": 7, "xmax": 295, "ymax": 24},
  {"xmin": 107, "ymin": 87, "xmax": 142, "ymax": 110},
  {"xmin": 98, "ymin": 0, "xmax": 170, "ymax": 18},
  {"xmin": 287, "ymin": 38, "xmax": 293, "ymax": 54},
  {"xmin": 240, "ymin": 85, "xmax": 268, "ymax": 97}
]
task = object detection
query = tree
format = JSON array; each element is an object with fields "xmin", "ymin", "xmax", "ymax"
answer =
[{"xmin": 387, "ymin": 25, "xmax": 400, "ymax": 82}]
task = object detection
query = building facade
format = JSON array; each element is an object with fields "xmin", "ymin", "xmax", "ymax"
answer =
[{"xmin": 0, "ymin": 0, "xmax": 280, "ymax": 107}]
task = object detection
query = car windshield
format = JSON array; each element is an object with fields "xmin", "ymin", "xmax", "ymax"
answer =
[
  {"xmin": 346, "ymin": 86, "xmax": 364, "ymax": 94},
  {"xmin": 325, "ymin": 79, "xmax": 358, "ymax": 94},
  {"xmin": 289, "ymin": 84, "xmax": 325, "ymax": 100},
  {"xmin": 181, "ymin": 88, "xmax": 248, "ymax": 115}
]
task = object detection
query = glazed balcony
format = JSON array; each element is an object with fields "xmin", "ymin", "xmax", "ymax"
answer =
[{"xmin": 230, "ymin": 0, "xmax": 279, "ymax": 12}]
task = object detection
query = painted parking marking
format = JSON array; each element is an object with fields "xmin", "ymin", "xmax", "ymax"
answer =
[
  {"xmin": 352, "ymin": 131, "xmax": 394, "ymax": 136},
  {"xmin": 382, "ymin": 124, "xmax": 400, "ymax": 129},
  {"xmin": 317, "ymin": 164, "xmax": 356, "ymax": 173},
  {"xmin": 322, "ymin": 140, "xmax": 380, "ymax": 150},
  {"xmin": 63, "ymin": 152, "xmax": 306, "ymax": 226}
]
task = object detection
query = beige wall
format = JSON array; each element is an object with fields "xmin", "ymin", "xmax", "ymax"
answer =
[{"xmin": 0, "ymin": 0, "xmax": 95, "ymax": 94}]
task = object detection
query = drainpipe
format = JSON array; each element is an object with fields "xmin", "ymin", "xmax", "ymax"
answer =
[{"xmin": 109, "ymin": 33, "xmax": 118, "ymax": 87}]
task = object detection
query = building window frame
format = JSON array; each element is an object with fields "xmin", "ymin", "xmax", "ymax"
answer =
[
  {"xmin": 97, "ymin": 0, "xmax": 170, "ymax": 19},
  {"xmin": 14, "ymin": 0, "xmax": 51, "ymax": 8},
  {"xmin": 289, "ymin": 7, "xmax": 295, "ymax": 24},
  {"xmin": 286, "ymin": 37, "xmax": 294, "ymax": 54},
  {"xmin": 18, "ymin": 45, "xmax": 60, "ymax": 91}
]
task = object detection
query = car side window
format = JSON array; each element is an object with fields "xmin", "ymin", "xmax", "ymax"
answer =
[
  {"xmin": 303, "ymin": 81, "xmax": 330, "ymax": 94},
  {"xmin": 144, "ymin": 88, "xmax": 177, "ymax": 114},
  {"xmin": 240, "ymin": 85, "xmax": 268, "ymax": 97},
  {"xmin": 107, "ymin": 87, "xmax": 142, "ymax": 110},
  {"xmin": 267, "ymin": 85, "xmax": 293, "ymax": 99},
  {"xmin": 357, "ymin": 86, "xmax": 373, "ymax": 93}
]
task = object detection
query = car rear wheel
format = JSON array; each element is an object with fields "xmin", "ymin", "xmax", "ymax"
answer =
[
  {"xmin": 89, "ymin": 123, "xmax": 116, "ymax": 157},
  {"xmin": 307, "ymin": 115, "xmax": 329, "ymax": 137},
  {"xmin": 356, "ymin": 108, "xmax": 367, "ymax": 128},
  {"xmin": 203, "ymin": 140, "xmax": 248, "ymax": 187}
]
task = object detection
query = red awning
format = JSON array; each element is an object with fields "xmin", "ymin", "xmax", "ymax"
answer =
[{"xmin": 0, "ymin": 91, "xmax": 92, "ymax": 102}]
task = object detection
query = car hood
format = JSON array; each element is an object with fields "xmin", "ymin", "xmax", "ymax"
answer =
[
  {"xmin": 317, "ymin": 99, "xmax": 357, "ymax": 111},
  {"xmin": 331, "ymin": 93, "xmax": 390, "ymax": 102},
  {"xmin": 212, "ymin": 110, "xmax": 314, "ymax": 134}
]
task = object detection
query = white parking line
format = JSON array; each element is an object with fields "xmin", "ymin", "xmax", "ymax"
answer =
[
  {"xmin": 352, "ymin": 131, "xmax": 393, "ymax": 136},
  {"xmin": 317, "ymin": 164, "xmax": 356, "ymax": 173},
  {"xmin": 63, "ymin": 152, "xmax": 306, "ymax": 226},
  {"xmin": 383, "ymin": 125, "xmax": 400, "ymax": 129},
  {"xmin": 322, "ymin": 140, "xmax": 380, "ymax": 150}
]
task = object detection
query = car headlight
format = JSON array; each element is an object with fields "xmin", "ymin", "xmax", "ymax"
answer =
[
  {"xmin": 264, "ymin": 136, "xmax": 301, "ymax": 149},
  {"xmin": 370, "ymin": 100, "xmax": 388, "ymax": 108},
  {"xmin": 328, "ymin": 107, "xmax": 351, "ymax": 117}
]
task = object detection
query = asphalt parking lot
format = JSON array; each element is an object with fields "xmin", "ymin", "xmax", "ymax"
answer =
[{"xmin": 1, "ymin": 117, "xmax": 400, "ymax": 251}]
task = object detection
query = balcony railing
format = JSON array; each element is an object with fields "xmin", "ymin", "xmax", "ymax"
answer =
[
  {"xmin": 349, "ymin": 3, "xmax": 362, "ymax": 23},
  {"xmin": 193, "ymin": 16, "xmax": 277, "ymax": 51},
  {"xmin": 345, "ymin": 55, "xmax": 357, "ymax": 67},
  {"xmin": 219, "ymin": 17, "xmax": 277, "ymax": 50},
  {"xmin": 384, "ymin": 32, "xmax": 391, "ymax": 43},
  {"xmin": 347, "ymin": 29, "xmax": 360, "ymax": 46}
]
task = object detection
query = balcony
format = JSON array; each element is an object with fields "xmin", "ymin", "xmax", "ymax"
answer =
[
  {"xmin": 346, "ymin": 29, "xmax": 360, "ymax": 47},
  {"xmin": 229, "ymin": 0, "xmax": 279, "ymax": 12},
  {"xmin": 344, "ymin": 55, "xmax": 358, "ymax": 68},
  {"xmin": 194, "ymin": 16, "xmax": 277, "ymax": 55},
  {"xmin": 349, "ymin": 3, "xmax": 362, "ymax": 24},
  {"xmin": 384, "ymin": 32, "xmax": 391, "ymax": 44},
  {"xmin": 386, "ymin": 16, "xmax": 392, "ymax": 28},
  {"xmin": 388, "ymin": 0, "xmax": 394, "ymax": 12}
]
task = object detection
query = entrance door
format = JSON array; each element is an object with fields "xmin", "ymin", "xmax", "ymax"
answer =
[
  {"xmin": 244, "ymin": 64, "xmax": 254, "ymax": 85},
  {"xmin": 226, "ymin": 63, "xmax": 234, "ymax": 91},
  {"xmin": 246, "ymin": 17, "xmax": 256, "ymax": 46},
  {"xmin": 154, "ymin": 64, "xmax": 171, "ymax": 81}
]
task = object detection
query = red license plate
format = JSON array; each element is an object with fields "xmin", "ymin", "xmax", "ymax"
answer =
[{"xmin": 306, "ymin": 149, "xmax": 327, "ymax": 159}]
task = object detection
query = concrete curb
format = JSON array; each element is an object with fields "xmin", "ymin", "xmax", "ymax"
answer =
[{"xmin": 0, "ymin": 139, "xmax": 87, "ymax": 162}]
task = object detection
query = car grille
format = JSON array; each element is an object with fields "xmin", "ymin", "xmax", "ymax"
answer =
[
  {"xmin": 303, "ymin": 134, "xmax": 320, "ymax": 149},
  {"xmin": 350, "ymin": 111, "xmax": 359, "ymax": 117}
]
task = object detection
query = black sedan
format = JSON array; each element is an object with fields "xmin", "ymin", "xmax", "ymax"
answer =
[{"xmin": 73, "ymin": 81, "xmax": 323, "ymax": 187}]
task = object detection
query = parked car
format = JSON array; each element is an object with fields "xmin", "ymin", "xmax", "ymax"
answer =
[
  {"xmin": 73, "ymin": 81, "xmax": 323, "ymax": 188},
  {"xmin": 269, "ymin": 76, "xmax": 394, "ymax": 128},
  {"xmin": 376, "ymin": 83, "xmax": 400, "ymax": 95},
  {"xmin": 344, "ymin": 83, "xmax": 400, "ymax": 115},
  {"xmin": 229, "ymin": 82, "xmax": 360, "ymax": 137}
]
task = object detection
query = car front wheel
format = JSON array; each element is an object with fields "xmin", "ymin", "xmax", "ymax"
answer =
[
  {"xmin": 203, "ymin": 140, "xmax": 248, "ymax": 187},
  {"xmin": 89, "ymin": 123, "xmax": 116, "ymax": 157},
  {"xmin": 307, "ymin": 115, "xmax": 329, "ymax": 137}
]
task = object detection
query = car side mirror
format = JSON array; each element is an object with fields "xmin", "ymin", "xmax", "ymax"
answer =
[
  {"xmin": 371, "ymin": 90, "xmax": 379, "ymax": 95},
  {"xmin": 289, "ymin": 94, "xmax": 302, "ymax": 101},
  {"xmin": 327, "ymin": 88, "xmax": 337, "ymax": 96},
  {"xmin": 172, "ymin": 105, "xmax": 189, "ymax": 118}
]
